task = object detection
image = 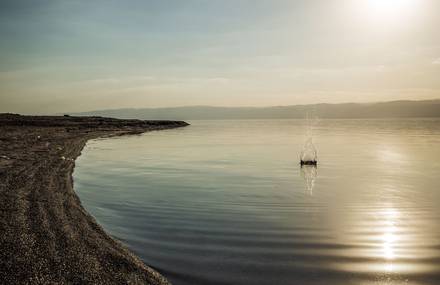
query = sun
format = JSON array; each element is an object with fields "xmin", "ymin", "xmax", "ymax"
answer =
[
  {"xmin": 353, "ymin": 0, "xmax": 420, "ymax": 28},
  {"xmin": 367, "ymin": 0, "xmax": 416, "ymax": 18}
]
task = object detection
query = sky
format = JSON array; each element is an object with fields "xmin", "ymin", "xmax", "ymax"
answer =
[{"xmin": 1, "ymin": 0, "xmax": 440, "ymax": 114}]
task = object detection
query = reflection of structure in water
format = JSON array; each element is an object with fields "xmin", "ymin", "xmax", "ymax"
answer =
[{"xmin": 301, "ymin": 165, "xmax": 317, "ymax": 195}]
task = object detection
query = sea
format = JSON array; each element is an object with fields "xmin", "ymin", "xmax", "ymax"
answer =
[{"xmin": 74, "ymin": 119, "xmax": 440, "ymax": 285}]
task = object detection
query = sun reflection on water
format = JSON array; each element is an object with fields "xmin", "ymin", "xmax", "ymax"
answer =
[
  {"xmin": 381, "ymin": 208, "xmax": 399, "ymax": 261},
  {"xmin": 380, "ymin": 208, "xmax": 400, "ymax": 273}
]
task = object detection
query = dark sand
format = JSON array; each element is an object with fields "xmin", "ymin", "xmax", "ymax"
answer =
[{"xmin": 0, "ymin": 114, "xmax": 189, "ymax": 284}]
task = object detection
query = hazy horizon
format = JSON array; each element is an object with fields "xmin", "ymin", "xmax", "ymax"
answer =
[
  {"xmin": 76, "ymin": 98, "xmax": 440, "ymax": 111},
  {"xmin": 6, "ymin": 98, "xmax": 440, "ymax": 116},
  {"xmin": 72, "ymin": 99, "xmax": 440, "ymax": 120},
  {"xmin": 1, "ymin": 0, "xmax": 440, "ymax": 114}
]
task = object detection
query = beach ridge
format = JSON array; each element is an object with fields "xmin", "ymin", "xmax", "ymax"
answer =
[{"xmin": 0, "ymin": 114, "xmax": 188, "ymax": 284}]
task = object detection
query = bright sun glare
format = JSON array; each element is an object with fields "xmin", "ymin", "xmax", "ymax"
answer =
[{"xmin": 355, "ymin": 0, "xmax": 420, "ymax": 27}]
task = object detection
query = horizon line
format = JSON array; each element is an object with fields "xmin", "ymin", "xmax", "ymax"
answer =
[{"xmin": 71, "ymin": 98, "xmax": 440, "ymax": 114}]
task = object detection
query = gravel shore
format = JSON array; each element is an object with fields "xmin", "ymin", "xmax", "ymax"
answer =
[{"xmin": 0, "ymin": 114, "xmax": 189, "ymax": 284}]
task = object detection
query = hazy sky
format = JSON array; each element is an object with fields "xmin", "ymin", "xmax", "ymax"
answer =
[{"xmin": 1, "ymin": 0, "xmax": 440, "ymax": 114}]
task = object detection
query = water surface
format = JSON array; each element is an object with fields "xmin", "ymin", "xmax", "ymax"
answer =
[{"xmin": 74, "ymin": 119, "xmax": 440, "ymax": 285}]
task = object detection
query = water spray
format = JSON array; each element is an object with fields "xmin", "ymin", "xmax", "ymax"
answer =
[{"xmin": 300, "ymin": 113, "xmax": 318, "ymax": 166}]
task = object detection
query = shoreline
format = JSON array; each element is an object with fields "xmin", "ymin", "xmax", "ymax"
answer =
[{"xmin": 0, "ymin": 114, "xmax": 189, "ymax": 284}]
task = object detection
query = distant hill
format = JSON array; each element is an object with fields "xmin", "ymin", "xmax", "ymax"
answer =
[{"xmin": 72, "ymin": 99, "xmax": 440, "ymax": 120}]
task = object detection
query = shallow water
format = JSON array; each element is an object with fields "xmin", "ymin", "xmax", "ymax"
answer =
[{"xmin": 74, "ymin": 119, "xmax": 440, "ymax": 285}]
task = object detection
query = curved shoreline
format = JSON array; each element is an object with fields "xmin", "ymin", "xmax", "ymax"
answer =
[{"xmin": 0, "ymin": 114, "xmax": 189, "ymax": 284}]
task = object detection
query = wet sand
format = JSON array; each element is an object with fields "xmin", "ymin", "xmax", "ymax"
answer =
[{"xmin": 0, "ymin": 114, "xmax": 189, "ymax": 284}]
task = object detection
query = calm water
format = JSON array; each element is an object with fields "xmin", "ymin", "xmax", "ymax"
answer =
[{"xmin": 74, "ymin": 119, "xmax": 440, "ymax": 285}]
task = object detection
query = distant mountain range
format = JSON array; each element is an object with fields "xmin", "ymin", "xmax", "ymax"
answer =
[{"xmin": 73, "ymin": 99, "xmax": 440, "ymax": 120}]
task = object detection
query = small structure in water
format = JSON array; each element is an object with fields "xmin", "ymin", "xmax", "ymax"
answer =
[{"xmin": 300, "ymin": 159, "xmax": 317, "ymax": 166}]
